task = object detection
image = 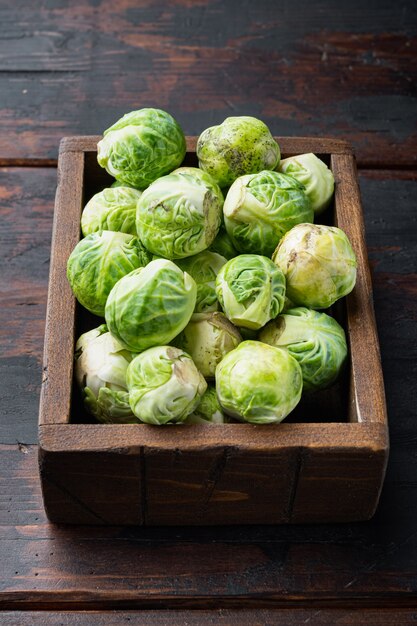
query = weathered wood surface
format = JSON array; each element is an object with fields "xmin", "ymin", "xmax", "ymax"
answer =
[
  {"xmin": 0, "ymin": 0, "xmax": 416, "ymax": 166},
  {"xmin": 0, "ymin": 167, "xmax": 416, "ymax": 608},
  {"xmin": 2, "ymin": 609, "xmax": 417, "ymax": 625}
]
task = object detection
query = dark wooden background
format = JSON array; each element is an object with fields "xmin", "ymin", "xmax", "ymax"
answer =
[{"xmin": 0, "ymin": 0, "xmax": 416, "ymax": 623}]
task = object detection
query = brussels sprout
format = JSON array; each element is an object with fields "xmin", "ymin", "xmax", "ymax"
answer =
[
  {"xmin": 278, "ymin": 153, "xmax": 334, "ymax": 215},
  {"xmin": 273, "ymin": 224, "xmax": 357, "ymax": 309},
  {"xmin": 105, "ymin": 259, "xmax": 197, "ymax": 352},
  {"xmin": 186, "ymin": 386, "xmax": 226, "ymax": 424},
  {"xmin": 216, "ymin": 340, "xmax": 302, "ymax": 424},
  {"xmin": 97, "ymin": 108, "xmax": 186, "ymax": 189},
  {"xmin": 81, "ymin": 186, "xmax": 142, "ymax": 236},
  {"xmin": 74, "ymin": 324, "xmax": 137, "ymax": 423},
  {"xmin": 176, "ymin": 250, "xmax": 227, "ymax": 313},
  {"xmin": 259, "ymin": 307, "xmax": 347, "ymax": 391},
  {"xmin": 174, "ymin": 312, "xmax": 242, "ymax": 378},
  {"xmin": 216, "ymin": 254, "xmax": 286, "ymax": 330},
  {"xmin": 171, "ymin": 166, "xmax": 221, "ymax": 185},
  {"xmin": 67, "ymin": 231, "xmax": 151, "ymax": 316},
  {"xmin": 137, "ymin": 169, "xmax": 223, "ymax": 259},
  {"xmin": 197, "ymin": 116, "xmax": 280, "ymax": 187},
  {"xmin": 209, "ymin": 226, "xmax": 239, "ymax": 259},
  {"xmin": 224, "ymin": 170, "xmax": 313, "ymax": 256},
  {"xmin": 126, "ymin": 346, "xmax": 207, "ymax": 425}
]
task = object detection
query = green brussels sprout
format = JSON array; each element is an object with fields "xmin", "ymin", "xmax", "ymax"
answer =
[
  {"xmin": 278, "ymin": 153, "xmax": 335, "ymax": 215},
  {"xmin": 216, "ymin": 254, "xmax": 286, "ymax": 330},
  {"xmin": 74, "ymin": 324, "xmax": 137, "ymax": 423},
  {"xmin": 216, "ymin": 340, "xmax": 303, "ymax": 424},
  {"xmin": 171, "ymin": 166, "xmax": 222, "ymax": 185},
  {"xmin": 186, "ymin": 386, "xmax": 226, "ymax": 424},
  {"xmin": 209, "ymin": 226, "xmax": 239, "ymax": 259},
  {"xmin": 259, "ymin": 307, "xmax": 347, "ymax": 391},
  {"xmin": 174, "ymin": 311, "xmax": 242, "ymax": 378},
  {"xmin": 137, "ymin": 169, "xmax": 223, "ymax": 259},
  {"xmin": 126, "ymin": 346, "xmax": 207, "ymax": 425},
  {"xmin": 197, "ymin": 116, "xmax": 280, "ymax": 187},
  {"xmin": 105, "ymin": 259, "xmax": 197, "ymax": 352},
  {"xmin": 81, "ymin": 186, "xmax": 142, "ymax": 236},
  {"xmin": 176, "ymin": 250, "xmax": 227, "ymax": 313},
  {"xmin": 67, "ymin": 231, "xmax": 151, "ymax": 316},
  {"xmin": 97, "ymin": 108, "xmax": 186, "ymax": 189},
  {"xmin": 224, "ymin": 170, "xmax": 313, "ymax": 256},
  {"xmin": 273, "ymin": 224, "xmax": 357, "ymax": 309}
]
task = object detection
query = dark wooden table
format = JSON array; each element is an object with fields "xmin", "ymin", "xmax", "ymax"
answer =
[{"xmin": 1, "ymin": 1, "xmax": 416, "ymax": 624}]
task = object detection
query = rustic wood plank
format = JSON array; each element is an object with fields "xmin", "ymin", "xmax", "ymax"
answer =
[
  {"xmin": 2, "ymin": 609, "xmax": 417, "ymax": 625},
  {"xmin": 0, "ymin": 167, "xmax": 56, "ymax": 443},
  {"xmin": 38, "ymin": 421, "xmax": 387, "ymax": 525},
  {"xmin": 38, "ymin": 151, "xmax": 83, "ymax": 427},
  {"xmin": 39, "ymin": 447, "xmax": 142, "ymax": 525},
  {"xmin": 0, "ymin": 0, "xmax": 415, "ymax": 165},
  {"xmin": 332, "ymin": 154, "xmax": 387, "ymax": 426},
  {"xmin": 2, "ymin": 436, "xmax": 417, "ymax": 607}
]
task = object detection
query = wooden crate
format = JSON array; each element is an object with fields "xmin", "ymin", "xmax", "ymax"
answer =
[{"xmin": 38, "ymin": 136, "xmax": 389, "ymax": 525}]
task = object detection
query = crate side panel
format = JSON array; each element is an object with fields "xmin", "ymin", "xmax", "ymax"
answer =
[
  {"xmin": 39, "ymin": 447, "xmax": 142, "ymax": 525},
  {"xmin": 332, "ymin": 153, "xmax": 387, "ymax": 426},
  {"xmin": 291, "ymin": 446, "xmax": 388, "ymax": 523},
  {"xmin": 144, "ymin": 446, "xmax": 299, "ymax": 525},
  {"xmin": 39, "ymin": 148, "xmax": 84, "ymax": 426}
]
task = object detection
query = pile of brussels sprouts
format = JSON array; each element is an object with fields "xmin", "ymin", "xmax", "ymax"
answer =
[{"xmin": 67, "ymin": 108, "xmax": 357, "ymax": 426}]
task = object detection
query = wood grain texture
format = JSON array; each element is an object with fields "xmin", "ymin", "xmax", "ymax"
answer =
[
  {"xmin": 2, "ymin": 609, "xmax": 417, "ymax": 625},
  {"xmin": 0, "ymin": 0, "xmax": 416, "ymax": 166},
  {"xmin": 0, "ymin": 167, "xmax": 56, "ymax": 443},
  {"xmin": 39, "ymin": 150, "xmax": 83, "ymax": 427},
  {"xmin": 1, "ymin": 438, "xmax": 417, "ymax": 608},
  {"xmin": 332, "ymin": 154, "xmax": 387, "ymax": 426}
]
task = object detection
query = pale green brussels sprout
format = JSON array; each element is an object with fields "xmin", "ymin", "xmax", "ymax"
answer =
[
  {"xmin": 209, "ymin": 226, "xmax": 239, "ymax": 259},
  {"xmin": 126, "ymin": 346, "xmax": 207, "ymax": 425},
  {"xmin": 224, "ymin": 170, "xmax": 313, "ymax": 256},
  {"xmin": 186, "ymin": 386, "xmax": 226, "ymax": 424},
  {"xmin": 174, "ymin": 311, "xmax": 242, "ymax": 378},
  {"xmin": 197, "ymin": 116, "xmax": 280, "ymax": 187},
  {"xmin": 259, "ymin": 307, "xmax": 347, "ymax": 392},
  {"xmin": 81, "ymin": 186, "xmax": 142, "ymax": 236},
  {"xmin": 74, "ymin": 324, "xmax": 137, "ymax": 424},
  {"xmin": 273, "ymin": 224, "xmax": 357, "ymax": 309},
  {"xmin": 67, "ymin": 231, "xmax": 151, "ymax": 316},
  {"xmin": 171, "ymin": 166, "xmax": 222, "ymax": 185},
  {"xmin": 137, "ymin": 169, "xmax": 223, "ymax": 259},
  {"xmin": 97, "ymin": 108, "xmax": 186, "ymax": 189},
  {"xmin": 278, "ymin": 153, "xmax": 334, "ymax": 215},
  {"xmin": 105, "ymin": 259, "xmax": 197, "ymax": 352},
  {"xmin": 216, "ymin": 254, "xmax": 286, "ymax": 330},
  {"xmin": 176, "ymin": 250, "xmax": 227, "ymax": 313},
  {"xmin": 216, "ymin": 340, "xmax": 303, "ymax": 424}
]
